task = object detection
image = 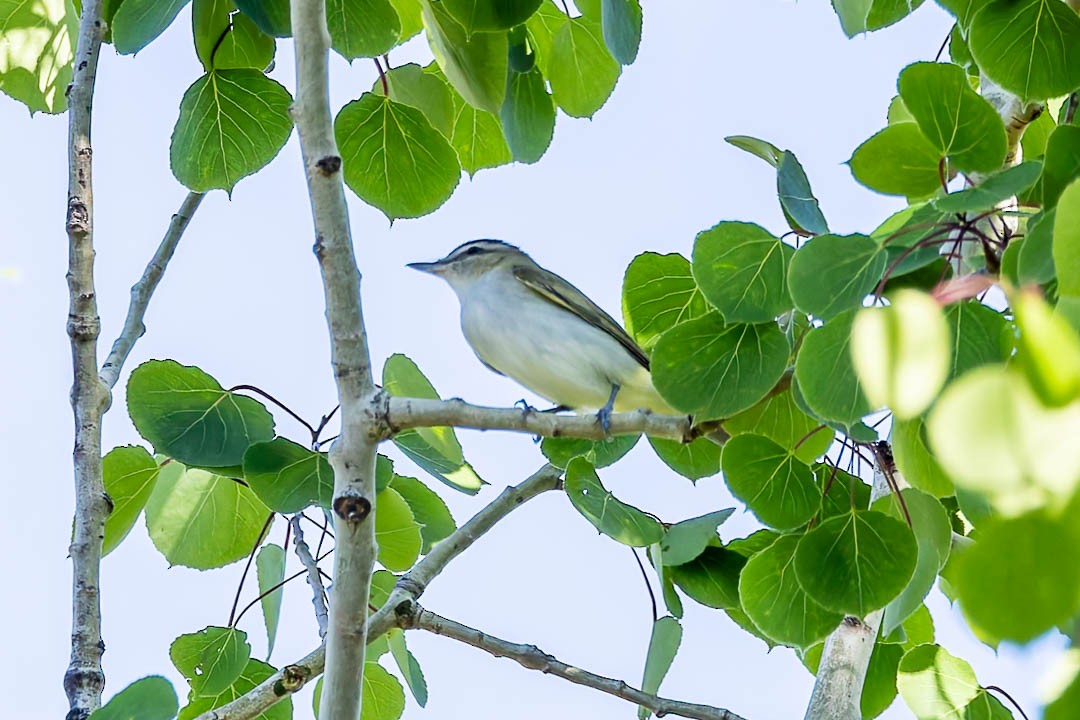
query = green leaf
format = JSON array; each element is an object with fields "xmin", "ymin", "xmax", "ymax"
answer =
[
  {"xmin": 179, "ymin": 659, "xmax": 291, "ymax": 720},
  {"xmin": 721, "ymin": 434, "xmax": 820, "ymax": 531},
  {"xmin": 739, "ymin": 534, "xmax": 845, "ymax": 648},
  {"xmin": 652, "ymin": 313, "xmax": 791, "ymax": 419},
  {"xmin": 962, "ymin": 691, "xmax": 1013, "ymax": 720},
  {"xmin": 1006, "ymin": 208, "xmax": 1055, "ymax": 286},
  {"xmin": 1046, "ymin": 656, "xmax": 1080, "ymax": 720},
  {"xmin": 389, "ymin": 0, "xmax": 424, "ymax": 40},
  {"xmin": 724, "ymin": 389, "xmax": 835, "ymax": 463},
  {"xmin": 933, "ymin": 161, "xmax": 1042, "ymax": 213},
  {"xmin": 447, "ymin": 81, "xmax": 512, "ymax": 175},
  {"xmin": 968, "ymin": 0, "xmax": 1080, "ymax": 102},
  {"xmin": 621, "ymin": 252, "xmax": 709, "ymax": 351},
  {"xmin": 638, "ymin": 617, "xmax": 681, "ymax": 720},
  {"xmin": 327, "ymin": 0, "xmax": 401, "ymax": 59},
  {"xmin": 794, "ymin": 310, "xmax": 873, "ymax": 425},
  {"xmin": 861, "ymin": 642, "xmax": 904, "ymax": 720},
  {"xmin": 668, "ymin": 546, "xmax": 745, "ymax": 609},
  {"xmin": 192, "ymin": 0, "xmax": 275, "ymax": 71},
  {"xmin": 795, "ymin": 510, "xmax": 918, "ymax": 616},
  {"xmin": 564, "ymin": 457, "xmax": 663, "ymax": 546},
  {"xmin": 927, "ymin": 365, "xmax": 1080, "ymax": 514},
  {"xmin": 875, "ymin": 490, "xmax": 951, "ymax": 636},
  {"xmin": 944, "ymin": 300, "xmax": 1010, "ymax": 381},
  {"xmin": 442, "ymin": 0, "xmax": 542, "ymax": 32},
  {"xmin": 897, "ymin": 644, "xmax": 980, "ymax": 720},
  {"xmin": 692, "ymin": 221, "xmax": 794, "ymax": 323},
  {"xmin": 547, "ymin": 14, "xmax": 620, "ymax": 118},
  {"xmin": 387, "ymin": 630, "xmax": 428, "ymax": 707},
  {"xmin": 127, "ymin": 360, "xmax": 275, "ymax": 468},
  {"xmin": 389, "ymin": 474, "xmax": 455, "ymax": 554},
  {"xmin": 788, "ymin": 234, "xmax": 887, "ymax": 320},
  {"xmin": 91, "ymin": 676, "xmax": 178, "ymax": 720},
  {"xmin": 850, "ymin": 123, "xmax": 943, "ymax": 197},
  {"xmin": 145, "ymin": 462, "xmax": 271, "ymax": 569},
  {"xmin": 1055, "ymin": 179, "xmax": 1080, "ymax": 296},
  {"xmin": 541, "ymin": 434, "xmax": 639, "ymax": 469},
  {"xmin": 233, "ymin": 0, "xmax": 290, "ymax": 36},
  {"xmin": 816, "ymin": 464, "xmax": 872, "ymax": 519},
  {"xmin": 422, "ymin": 0, "xmax": 507, "ymax": 113},
  {"xmin": 897, "ymin": 61, "xmax": 1006, "ymax": 174},
  {"xmin": 600, "ymin": 0, "xmax": 641, "ymax": 65},
  {"xmin": 380, "ymin": 63, "xmax": 455, "ymax": 136},
  {"xmin": 954, "ymin": 508, "xmax": 1080, "ymax": 642},
  {"xmin": 524, "ymin": 1, "xmax": 567, "ymax": 74},
  {"xmin": 659, "ymin": 509, "xmax": 734, "ymax": 566},
  {"xmin": 725, "ymin": 134, "xmax": 783, "ymax": 167},
  {"xmin": 1036, "ymin": 125, "xmax": 1080, "ymax": 209},
  {"xmin": 382, "ymin": 354, "xmax": 484, "ymax": 494},
  {"xmin": 170, "ymin": 69, "xmax": 294, "ymax": 193},
  {"xmin": 256, "ymin": 544, "xmax": 285, "ymax": 658},
  {"xmin": 376, "ymin": 487, "xmax": 423, "ymax": 571},
  {"xmin": 891, "ymin": 418, "xmax": 954, "ymax": 497},
  {"xmin": 361, "ymin": 662, "xmax": 407, "ymax": 720},
  {"xmin": 112, "ymin": 0, "xmax": 189, "ymax": 54},
  {"xmin": 1013, "ymin": 289, "xmax": 1080, "ymax": 406},
  {"xmin": 499, "ymin": 66, "xmax": 555, "ymax": 163},
  {"xmin": 0, "ymin": 0, "xmax": 77, "ymax": 113},
  {"xmin": 102, "ymin": 446, "xmax": 161, "ymax": 555},
  {"xmin": 851, "ymin": 290, "xmax": 950, "ymax": 419},
  {"xmin": 831, "ymin": 0, "xmax": 927, "ymax": 36},
  {"xmin": 171, "ymin": 626, "xmax": 251, "ymax": 697},
  {"xmin": 647, "ymin": 437, "xmax": 723, "ymax": 481},
  {"xmin": 243, "ymin": 438, "xmax": 334, "ymax": 513},
  {"xmin": 777, "ymin": 150, "xmax": 830, "ymax": 236},
  {"xmin": 336, "ymin": 92, "xmax": 461, "ymax": 219}
]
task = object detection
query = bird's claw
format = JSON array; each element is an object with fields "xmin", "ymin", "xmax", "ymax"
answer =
[
  {"xmin": 515, "ymin": 399, "xmax": 537, "ymax": 415},
  {"xmin": 596, "ymin": 405, "xmax": 612, "ymax": 436}
]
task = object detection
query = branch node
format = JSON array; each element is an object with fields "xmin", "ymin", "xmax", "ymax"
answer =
[
  {"xmin": 315, "ymin": 155, "xmax": 342, "ymax": 175},
  {"xmin": 275, "ymin": 664, "xmax": 312, "ymax": 695},
  {"xmin": 332, "ymin": 491, "xmax": 371, "ymax": 524}
]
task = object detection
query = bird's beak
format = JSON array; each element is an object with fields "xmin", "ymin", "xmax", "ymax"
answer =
[{"xmin": 406, "ymin": 260, "xmax": 442, "ymax": 274}]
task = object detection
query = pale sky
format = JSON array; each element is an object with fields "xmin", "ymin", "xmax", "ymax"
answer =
[{"xmin": 1, "ymin": 2, "xmax": 1062, "ymax": 718}]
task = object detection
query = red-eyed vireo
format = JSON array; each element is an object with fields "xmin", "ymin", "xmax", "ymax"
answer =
[{"xmin": 408, "ymin": 240, "xmax": 676, "ymax": 430}]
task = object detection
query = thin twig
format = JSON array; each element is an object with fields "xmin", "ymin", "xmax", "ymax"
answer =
[
  {"xmin": 100, "ymin": 191, "xmax": 205, "ymax": 388},
  {"xmin": 229, "ymin": 384, "xmax": 318, "ymax": 439},
  {"xmin": 229, "ymin": 513, "xmax": 276, "ymax": 627},
  {"xmin": 291, "ymin": 515, "xmax": 330, "ymax": 638},
  {"xmin": 631, "ymin": 548, "xmax": 658, "ymax": 623},
  {"xmin": 63, "ymin": 2, "xmax": 109, "ymax": 715},
  {"xmin": 407, "ymin": 605, "xmax": 748, "ymax": 720},
  {"xmin": 233, "ymin": 548, "xmax": 335, "ymax": 628}
]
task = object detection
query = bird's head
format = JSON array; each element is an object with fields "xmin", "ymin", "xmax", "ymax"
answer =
[{"xmin": 407, "ymin": 239, "xmax": 529, "ymax": 293}]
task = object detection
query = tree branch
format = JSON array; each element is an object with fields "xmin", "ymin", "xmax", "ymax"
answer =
[
  {"xmin": 290, "ymin": 515, "xmax": 329, "ymax": 638},
  {"xmin": 802, "ymin": 443, "xmax": 907, "ymax": 720},
  {"xmin": 99, "ymin": 191, "xmax": 204, "ymax": 388},
  {"xmin": 400, "ymin": 604, "xmax": 747, "ymax": 720},
  {"xmin": 63, "ymin": 2, "xmax": 109, "ymax": 717},
  {"xmin": 291, "ymin": 0, "xmax": 380, "ymax": 718},
  {"xmin": 382, "ymin": 396, "xmax": 728, "ymax": 444},
  {"xmin": 190, "ymin": 464, "xmax": 563, "ymax": 720}
]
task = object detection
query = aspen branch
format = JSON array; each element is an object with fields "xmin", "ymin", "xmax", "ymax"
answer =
[
  {"xmin": 382, "ymin": 396, "xmax": 729, "ymax": 444},
  {"xmin": 99, "ymin": 191, "xmax": 205, "ymax": 388},
  {"xmin": 190, "ymin": 465, "xmax": 563, "ymax": 720},
  {"xmin": 802, "ymin": 443, "xmax": 907, "ymax": 720},
  {"xmin": 291, "ymin": 1, "xmax": 380, "ymax": 718},
  {"xmin": 400, "ymin": 604, "xmax": 748, "ymax": 720},
  {"xmin": 290, "ymin": 515, "xmax": 329, "ymax": 638},
  {"xmin": 63, "ymin": 2, "xmax": 110, "ymax": 717}
]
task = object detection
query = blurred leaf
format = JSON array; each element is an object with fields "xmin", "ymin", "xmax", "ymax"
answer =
[
  {"xmin": 233, "ymin": 0, "xmax": 290, "ymax": 36},
  {"xmin": 1013, "ymin": 289, "xmax": 1080, "ymax": 406},
  {"xmin": 0, "ymin": 0, "xmax": 77, "ymax": 113},
  {"xmin": 891, "ymin": 418, "xmax": 954, "ymax": 497},
  {"xmin": 897, "ymin": 644, "xmax": 980, "ymax": 720},
  {"xmin": 1055, "ymin": 179, "xmax": 1080, "ymax": 296}
]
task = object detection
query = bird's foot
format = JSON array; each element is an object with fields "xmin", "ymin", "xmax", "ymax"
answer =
[
  {"xmin": 596, "ymin": 384, "xmax": 621, "ymax": 437},
  {"xmin": 515, "ymin": 399, "xmax": 537, "ymax": 415}
]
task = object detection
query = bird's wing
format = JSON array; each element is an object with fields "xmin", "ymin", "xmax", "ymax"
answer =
[{"xmin": 512, "ymin": 264, "xmax": 650, "ymax": 370}]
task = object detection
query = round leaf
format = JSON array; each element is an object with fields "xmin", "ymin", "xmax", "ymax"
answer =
[
  {"xmin": 652, "ymin": 313, "xmax": 790, "ymax": 420},
  {"xmin": 91, "ymin": 676, "xmax": 178, "ymax": 720},
  {"xmin": 724, "ymin": 388, "xmax": 835, "ymax": 463},
  {"xmin": 897, "ymin": 644, "xmax": 980, "ymax": 720},
  {"xmin": 564, "ymin": 457, "xmax": 663, "ymax": 546},
  {"xmin": 541, "ymin": 434, "xmax": 640, "ymax": 469},
  {"xmin": 788, "ymin": 234, "xmax": 887, "ymax": 320},
  {"xmin": 178, "ymin": 659, "xmax": 290, "ymax": 720},
  {"xmin": 145, "ymin": 463, "xmax": 270, "ymax": 569},
  {"xmin": 851, "ymin": 290, "xmax": 950, "ymax": 420},
  {"xmin": 193, "ymin": 0, "xmax": 276, "ymax": 71},
  {"xmin": 547, "ymin": 14, "xmax": 620, "ymax": 118},
  {"xmin": 721, "ymin": 434, "xmax": 820, "ymax": 531},
  {"xmin": 102, "ymin": 445, "xmax": 161, "ymax": 555},
  {"xmin": 954, "ymin": 509, "xmax": 1080, "ymax": 642},
  {"xmin": 794, "ymin": 510, "xmax": 918, "ymax": 616},
  {"xmin": 243, "ymin": 438, "xmax": 334, "ymax": 513},
  {"xmin": 170, "ymin": 627, "xmax": 252, "ymax": 697},
  {"xmin": 170, "ymin": 70, "xmax": 294, "ymax": 193},
  {"xmin": 127, "ymin": 360, "xmax": 275, "ymax": 468},
  {"xmin": 692, "ymin": 221, "xmax": 794, "ymax": 323},
  {"xmin": 794, "ymin": 310, "xmax": 873, "ymax": 426},
  {"xmin": 336, "ymin": 93, "xmax": 461, "ymax": 220},
  {"xmin": 112, "ymin": 0, "xmax": 189, "ymax": 54},
  {"xmin": 600, "ymin": 0, "xmax": 641, "ymax": 65},
  {"xmin": 622, "ymin": 252, "xmax": 709, "ymax": 351},
  {"xmin": 647, "ymin": 436, "xmax": 722, "ymax": 481},
  {"xmin": 422, "ymin": 0, "xmax": 507, "ymax": 113},
  {"xmin": 389, "ymin": 474, "xmax": 456, "ymax": 554},
  {"xmin": 328, "ymin": 0, "xmax": 401, "ymax": 60},
  {"xmin": 499, "ymin": 66, "xmax": 555, "ymax": 164},
  {"xmin": 376, "ymin": 487, "xmax": 423, "ymax": 571},
  {"xmin": 668, "ymin": 546, "xmax": 745, "ymax": 609},
  {"xmin": 850, "ymin": 123, "xmax": 943, "ymax": 197},
  {"xmin": 738, "ymin": 534, "xmax": 844, "ymax": 648}
]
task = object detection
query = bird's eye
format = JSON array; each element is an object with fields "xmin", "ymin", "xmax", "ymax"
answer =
[{"xmin": 462, "ymin": 247, "xmax": 483, "ymax": 256}]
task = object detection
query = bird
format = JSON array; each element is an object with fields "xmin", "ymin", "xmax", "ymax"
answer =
[{"xmin": 407, "ymin": 239, "xmax": 676, "ymax": 432}]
